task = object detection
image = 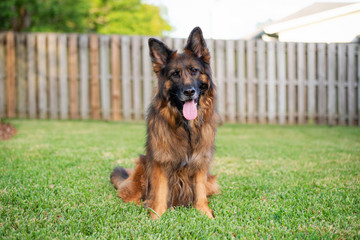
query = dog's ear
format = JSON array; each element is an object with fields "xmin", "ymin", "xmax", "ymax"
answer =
[
  {"xmin": 148, "ymin": 38, "xmax": 174, "ymax": 74},
  {"xmin": 184, "ymin": 27, "xmax": 210, "ymax": 64}
]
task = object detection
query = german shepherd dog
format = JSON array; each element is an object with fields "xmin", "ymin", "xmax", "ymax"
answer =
[{"xmin": 110, "ymin": 27, "xmax": 219, "ymax": 219}]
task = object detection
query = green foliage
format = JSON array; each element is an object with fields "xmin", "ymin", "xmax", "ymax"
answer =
[
  {"xmin": 30, "ymin": 0, "xmax": 90, "ymax": 33},
  {"xmin": 0, "ymin": 0, "xmax": 90, "ymax": 32},
  {"xmin": 88, "ymin": 0, "xmax": 171, "ymax": 35},
  {"xmin": 0, "ymin": 0, "xmax": 171, "ymax": 35},
  {"xmin": 1, "ymin": 120, "xmax": 360, "ymax": 238}
]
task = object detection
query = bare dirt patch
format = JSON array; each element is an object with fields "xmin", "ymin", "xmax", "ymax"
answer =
[{"xmin": 0, "ymin": 122, "xmax": 16, "ymax": 141}]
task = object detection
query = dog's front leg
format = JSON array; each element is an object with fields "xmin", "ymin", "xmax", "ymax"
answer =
[
  {"xmin": 194, "ymin": 170, "xmax": 214, "ymax": 218},
  {"xmin": 149, "ymin": 162, "xmax": 168, "ymax": 220}
]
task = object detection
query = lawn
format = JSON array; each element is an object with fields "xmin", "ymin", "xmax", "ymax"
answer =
[{"xmin": 1, "ymin": 120, "xmax": 359, "ymax": 239}]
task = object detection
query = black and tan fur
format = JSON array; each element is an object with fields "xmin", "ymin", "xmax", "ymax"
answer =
[{"xmin": 111, "ymin": 27, "xmax": 219, "ymax": 219}]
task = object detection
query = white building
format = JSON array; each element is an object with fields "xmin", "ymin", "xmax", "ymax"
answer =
[{"xmin": 256, "ymin": 2, "xmax": 360, "ymax": 43}]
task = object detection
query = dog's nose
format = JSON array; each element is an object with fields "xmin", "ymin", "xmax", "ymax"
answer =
[{"xmin": 183, "ymin": 86, "xmax": 196, "ymax": 97}]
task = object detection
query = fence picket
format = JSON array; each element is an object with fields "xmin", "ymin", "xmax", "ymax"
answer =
[
  {"xmin": 215, "ymin": 40, "xmax": 225, "ymax": 120},
  {"xmin": 358, "ymin": 45, "xmax": 360, "ymax": 126},
  {"xmin": 247, "ymin": 40, "xmax": 256, "ymax": 123},
  {"xmin": 58, "ymin": 34, "xmax": 68, "ymax": 119},
  {"xmin": 90, "ymin": 34, "xmax": 100, "ymax": 120},
  {"xmin": 207, "ymin": 39, "xmax": 215, "ymax": 80},
  {"xmin": 16, "ymin": 34, "xmax": 26, "ymax": 118},
  {"xmin": 307, "ymin": 43, "xmax": 316, "ymax": 123},
  {"xmin": 226, "ymin": 40, "xmax": 236, "ymax": 122},
  {"xmin": 297, "ymin": 43, "xmax": 306, "ymax": 124},
  {"xmin": 0, "ymin": 33, "xmax": 5, "ymax": 117},
  {"xmin": 79, "ymin": 35, "xmax": 89, "ymax": 119},
  {"xmin": 267, "ymin": 41, "xmax": 276, "ymax": 124},
  {"xmin": 347, "ymin": 44, "xmax": 356, "ymax": 126},
  {"xmin": 27, "ymin": 34, "xmax": 36, "ymax": 118},
  {"xmin": 111, "ymin": 35, "xmax": 121, "ymax": 121},
  {"xmin": 69, "ymin": 34, "xmax": 79, "ymax": 119},
  {"xmin": 257, "ymin": 40, "xmax": 266, "ymax": 124},
  {"xmin": 174, "ymin": 38, "xmax": 184, "ymax": 52},
  {"xmin": 237, "ymin": 40, "xmax": 246, "ymax": 123},
  {"xmin": 142, "ymin": 37, "xmax": 152, "ymax": 116},
  {"xmin": 287, "ymin": 42, "xmax": 296, "ymax": 125},
  {"xmin": 338, "ymin": 44, "xmax": 347, "ymax": 125},
  {"xmin": 132, "ymin": 36, "xmax": 141, "ymax": 120},
  {"xmin": 121, "ymin": 36, "xmax": 131, "ymax": 120},
  {"xmin": 6, "ymin": 31, "xmax": 16, "ymax": 118},
  {"xmin": 327, "ymin": 44, "xmax": 336, "ymax": 125},
  {"xmin": 37, "ymin": 34, "xmax": 47, "ymax": 119},
  {"xmin": 48, "ymin": 34, "xmax": 58, "ymax": 119},
  {"xmin": 277, "ymin": 42, "xmax": 286, "ymax": 125},
  {"xmin": 164, "ymin": 38, "xmax": 173, "ymax": 49},
  {"xmin": 317, "ymin": 43, "xmax": 327, "ymax": 125},
  {"xmin": 100, "ymin": 35, "xmax": 110, "ymax": 120}
]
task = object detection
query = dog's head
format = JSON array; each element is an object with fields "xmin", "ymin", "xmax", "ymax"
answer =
[{"xmin": 149, "ymin": 27, "xmax": 214, "ymax": 121}]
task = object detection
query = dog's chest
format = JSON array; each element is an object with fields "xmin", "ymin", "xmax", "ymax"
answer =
[{"xmin": 173, "ymin": 122, "xmax": 213, "ymax": 170}]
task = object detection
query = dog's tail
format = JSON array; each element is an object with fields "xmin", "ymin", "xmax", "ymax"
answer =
[
  {"xmin": 110, "ymin": 167, "xmax": 133, "ymax": 190},
  {"xmin": 110, "ymin": 156, "xmax": 147, "ymax": 205}
]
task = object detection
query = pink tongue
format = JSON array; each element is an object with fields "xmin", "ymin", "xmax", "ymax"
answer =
[{"xmin": 183, "ymin": 100, "xmax": 197, "ymax": 120}]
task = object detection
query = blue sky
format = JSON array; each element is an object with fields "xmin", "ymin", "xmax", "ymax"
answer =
[{"xmin": 145, "ymin": 0, "xmax": 358, "ymax": 39}]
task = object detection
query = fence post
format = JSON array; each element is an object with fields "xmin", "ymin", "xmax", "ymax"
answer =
[
  {"xmin": 27, "ymin": 34, "xmax": 36, "ymax": 119},
  {"xmin": 237, "ymin": 40, "xmax": 246, "ymax": 123},
  {"xmin": 267, "ymin": 41, "xmax": 276, "ymax": 124},
  {"xmin": 79, "ymin": 34, "xmax": 89, "ymax": 120},
  {"xmin": 297, "ymin": 42, "xmax": 306, "ymax": 124},
  {"xmin": 358, "ymin": 45, "xmax": 360, "ymax": 127},
  {"xmin": 142, "ymin": 37, "xmax": 152, "ymax": 118},
  {"xmin": 307, "ymin": 43, "xmax": 316, "ymax": 124},
  {"xmin": 111, "ymin": 35, "xmax": 121, "ymax": 121},
  {"xmin": 257, "ymin": 40, "xmax": 266, "ymax": 124},
  {"xmin": 58, "ymin": 34, "xmax": 68, "ymax": 120},
  {"xmin": 16, "ymin": 33, "xmax": 26, "ymax": 118},
  {"xmin": 69, "ymin": 34, "xmax": 79, "ymax": 119},
  {"xmin": 215, "ymin": 40, "xmax": 225, "ymax": 120},
  {"xmin": 246, "ymin": 40, "xmax": 256, "ymax": 124},
  {"xmin": 174, "ymin": 38, "xmax": 184, "ymax": 52},
  {"xmin": 347, "ymin": 44, "xmax": 356, "ymax": 126},
  {"xmin": 287, "ymin": 42, "xmax": 296, "ymax": 125},
  {"xmin": 48, "ymin": 34, "xmax": 58, "ymax": 119},
  {"xmin": 6, "ymin": 31, "xmax": 16, "ymax": 118},
  {"xmin": 121, "ymin": 36, "xmax": 131, "ymax": 120},
  {"xmin": 90, "ymin": 34, "xmax": 100, "ymax": 120},
  {"xmin": 132, "ymin": 36, "xmax": 141, "ymax": 120},
  {"xmin": 225, "ymin": 40, "xmax": 236, "ymax": 122},
  {"xmin": 277, "ymin": 42, "xmax": 286, "ymax": 125},
  {"xmin": 337, "ymin": 44, "xmax": 346, "ymax": 125},
  {"xmin": 100, "ymin": 35, "xmax": 110, "ymax": 120},
  {"xmin": 0, "ymin": 33, "xmax": 6, "ymax": 118},
  {"xmin": 37, "ymin": 34, "xmax": 48, "ymax": 119},
  {"xmin": 317, "ymin": 43, "xmax": 326, "ymax": 125},
  {"xmin": 327, "ymin": 44, "xmax": 336, "ymax": 125}
]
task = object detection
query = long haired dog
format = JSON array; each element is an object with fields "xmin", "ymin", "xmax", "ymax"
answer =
[{"xmin": 111, "ymin": 27, "xmax": 219, "ymax": 219}]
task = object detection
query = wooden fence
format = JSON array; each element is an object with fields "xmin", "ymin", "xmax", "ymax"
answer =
[{"xmin": 0, "ymin": 31, "xmax": 359, "ymax": 125}]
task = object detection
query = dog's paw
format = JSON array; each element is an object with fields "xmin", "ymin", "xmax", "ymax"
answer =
[
  {"xmin": 195, "ymin": 202, "xmax": 214, "ymax": 219},
  {"xmin": 149, "ymin": 206, "xmax": 166, "ymax": 220},
  {"xmin": 200, "ymin": 207, "xmax": 214, "ymax": 219}
]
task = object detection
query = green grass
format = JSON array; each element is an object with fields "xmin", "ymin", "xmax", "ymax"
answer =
[{"xmin": 1, "ymin": 120, "xmax": 360, "ymax": 239}]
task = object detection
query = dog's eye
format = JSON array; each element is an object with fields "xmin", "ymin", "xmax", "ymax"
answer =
[
  {"xmin": 200, "ymin": 83, "xmax": 208, "ymax": 91},
  {"xmin": 171, "ymin": 71, "xmax": 180, "ymax": 78},
  {"xmin": 189, "ymin": 67, "xmax": 199, "ymax": 75}
]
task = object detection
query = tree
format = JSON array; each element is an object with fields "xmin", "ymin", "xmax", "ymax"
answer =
[
  {"xmin": 88, "ymin": 0, "xmax": 171, "ymax": 36},
  {"xmin": 0, "ymin": 0, "xmax": 171, "ymax": 36},
  {"xmin": 0, "ymin": 0, "xmax": 90, "ymax": 32}
]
